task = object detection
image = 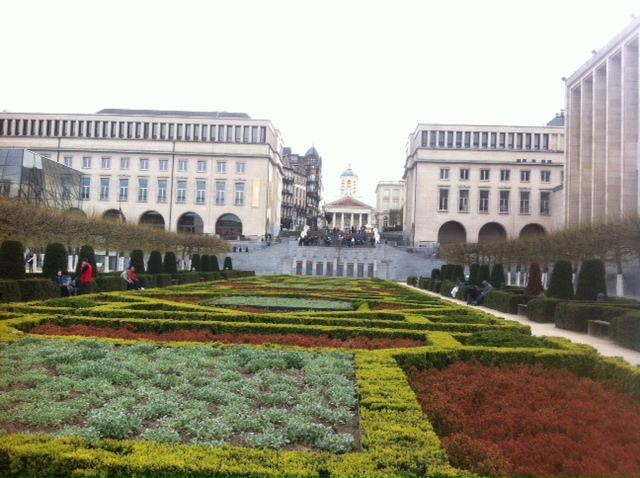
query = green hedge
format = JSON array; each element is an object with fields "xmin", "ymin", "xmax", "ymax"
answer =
[
  {"xmin": 610, "ymin": 311, "xmax": 640, "ymax": 351},
  {"xmin": 525, "ymin": 298, "xmax": 563, "ymax": 323},
  {"xmin": 554, "ymin": 302, "xmax": 634, "ymax": 333},
  {"xmin": 16, "ymin": 279, "xmax": 59, "ymax": 302},
  {"xmin": 483, "ymin": 290, "xmax": 534, "ymax": 314}
]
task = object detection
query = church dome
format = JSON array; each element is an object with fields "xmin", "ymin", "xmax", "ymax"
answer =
[{"xmin": 341, "ymin": 164, "xmax": 357, "ymax": 177}]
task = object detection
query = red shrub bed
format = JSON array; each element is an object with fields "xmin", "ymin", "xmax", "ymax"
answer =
[
  {"xmin": 29, "ymin": 324, "xmax": 424, "ymax": 350},
  {"xmin": 407, "ymin": 360, "xmax": 640, "ymax": 477},
  {"xmin": 157, "ymin": 296, "xmax": 203, "ymax": 303}
]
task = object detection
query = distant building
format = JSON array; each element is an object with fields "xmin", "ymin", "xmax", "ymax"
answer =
[
  {"xmin": 374, "ymin": 180, "xmax": 404, "ymax": 230},
  {"xmin": 403, "ymin": 122, "xmax": 565, "ymax": 247},
  {"xmin": 0, "ymin": 109, "xmax": 284, "ymax": 239},
  {"xmin": 281, "ymin": 146, "xmax": 323, "ymax": 230},
  {"xmin": 564, "ymin": 16, "xmax": 640, "ymax": 225},
  {"xmin": 325, "ymin": 165, "xmax": 373, "ymax": 230}
]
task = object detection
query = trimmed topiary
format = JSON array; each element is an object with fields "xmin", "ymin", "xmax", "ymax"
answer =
[
  {"xmin": 0, "ymin": 240, "xmax": 26, "ymax": 280},
  {"xmin": 75, "ymin": 245, "xmax": 97, "ymax": 279},
  {"xmin": 147, "ymin": 251, "xmax": 163, "ymax": 274},
  {"xmin": 547, "ymin": 260, "xmax": 574, "ymax": 300},
  {"xmin": 191, "ymin": 253, "xmax": 201, "ymax": 272},
  {"xmin": 477, "ymin": 264, "xmax": 490, "ymax": 285},
  {"xmin": 163, "ymin": 251, "xmax": 178, "ymax": 274},
  {"xmin": 490, "ymin": 264, "xmax": 505, "ymax": 288},
  {"xmin": 468, "ymin": 264, "xmax": 480, "ymax": 286},
  {"xmin": 430, "ymin": 268, "xmax": 441, "ymax": 280},
  {"xmin": 451, "ymin": 265, "xmax": 464, "ymax": 283},
  {"xmin": 524, "ymin": 262, "xmax": 545, "ymax": 296},
  {"xmin": 575, "ymin": 258, "xmax": 607, "ymax": 301},
  {"xmin": 42, "ymin": 242, "xmax": 68, "ymax": 280},
  {"xmin": 223, "ymin": 256, "xmax": 233, "ymax": 271},
  {"xmin": 130, "ymin": 249, "xmax": 146, "ymax": 272},
  {"xmin": 201, "ymin": 254, "xmax": 211, "ymax": 273},
  {"xmin": 211, "ymin": 255, "xmax": 220, "ymax": 272}
]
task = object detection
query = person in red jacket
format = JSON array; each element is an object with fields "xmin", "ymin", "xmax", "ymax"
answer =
[{"xmin": 80, "ymin": 258, "xmax": 93, "ymax": 295}]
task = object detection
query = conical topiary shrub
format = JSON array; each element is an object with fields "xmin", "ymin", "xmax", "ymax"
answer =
[
  {"xmin": 42, "ymin": 242, "xmax": 68, "ymax": 279},
  {"xmin": 430, "ymin": 268, "xmax": 441, "ymax": 280},
  {"xmin": 190, "ymin": 253, "xmax": 201, "ymax": 272},
  {"xmin": 0, "ymin": 240, "xmax": 26, "ymax": 279},
  {"xmin": 75, "ymin": 245, "xmax": 97, "ymax": 279},
  {"xmin": 547, "ymin": 260, "xmax": 574, "ymax": 300},
  {"xmin": 452, "ymin": 265, "xmax": 465, "ymax": 283},
  {"xmin": 147, "ymin": 251, "xmax": 163, "ymax": 274},
  {"xmin": 575, "ymin": 258, "xmax": 607, "ymax": 301},
  {"xmin": 223, "ymin": 256, "xmax": 233, "ymax": 271},
  {"xmin": 477, "ymin": 264, "xmax": 490, "ymax": 285},
  {"xmin": 201, "ymin": 254, "xmax": 211, "ymax": 273},
  {"xmin": 469, "ymin": 263, "xmax": 480, "ymax": 285},
  {"xmin": 163, "ymin": 251, "xmax": 178, "ymax": 274},
  {"xmin": 211, "ymin": 255, "xmax": 220, "ymax": 272},
  {"xmin": 490, "ymin": 263, "xmax": 505, "ymax": 288},
  {"xmin": 524, "ymin": 262, "xmax": 544, "ymax": 296},
  {"xmin": 130, "ymin": 249, "xmax": 145, "ymax": 272}
]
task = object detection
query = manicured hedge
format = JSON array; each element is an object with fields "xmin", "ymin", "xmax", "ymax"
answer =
[
  {"xmin": 554, "ymin": 302, "xmax": 634, "ymax": 333},
  {"xmin": 483, "ymin": 290, "xmax": 535, "ymax": 314},
  {"xmin": 16, "ymin": 279, "xmax": 59, "ymax": 302},
  {"xmin": 525, "ymin": 297, "xmax": 563, "ymax": 323},
  {"xmin": 610, "ymin": 311, "xmax": 640, "ymax": 351}
]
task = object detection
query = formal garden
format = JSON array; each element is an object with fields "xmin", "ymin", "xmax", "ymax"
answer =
[{"xmin": 1, "ymin": 275, "xmax": 640, "ymax": 477}]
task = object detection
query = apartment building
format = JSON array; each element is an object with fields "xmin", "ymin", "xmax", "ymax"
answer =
[
  {"xmin": 374, "ymin": 180, "xmax": 404, "ymax": 230},
  {"xmin": 564, "ymin": 15, "xmax": 640, "ymax": 226},
  {"xmin": 403, "ymin": 122, "xmax": 565, "ymax": 247},
  {"xmin": 0, "ymin": 109, "xmax": 284, "ymax": 239},
  {"xmin": 281, "ymin": 146, "xmax": 323, "ymax": 231}
]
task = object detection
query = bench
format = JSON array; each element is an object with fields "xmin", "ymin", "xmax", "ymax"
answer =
[
  {"xmin": 587, "ymin": 320, "xmax": 612, "ymax": 340},
  {"xmin": 517, "ymin": 304, "xmax": 528, "ymax": 316}
]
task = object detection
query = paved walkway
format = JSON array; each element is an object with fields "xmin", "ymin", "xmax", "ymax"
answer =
[{"xmin": 402, "ymin": 284, "xmax": 640, "ymax": 367}]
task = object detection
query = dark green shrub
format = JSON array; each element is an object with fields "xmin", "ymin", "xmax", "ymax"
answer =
[
  {"xmin": 191, "ymin": 253, "xmax": 201, "ymax": 272},
  {"xmin": 177, "ymin": 272, "xmax": 200, "ymax": 285},
  {"xmin": 451, "ymin": 265, "xmax": 464, "ymax": 283},
  {"xmin": 547, "ymin": 260, "xmax": 574, "ymax": 300},
  {"xmin": 130, "ymin": 249, "xmax": 145, "ymax": 272},
  {"xmin": 430, "ymin": 268, "xmax": 441, "ymax": 279},
  {"xmin": 75, "ymin": 245, "xmax": 97, "ymax": 279},
  {"xmin": 468, "ymin": 263, "xmax": 480, "ymax": 285},
  {"xmin": 554, "ymin": 302, "xmax": 629, "ymax": 333},
  {"xmin": 483, "ymin": 290, "xmax": 534, "ymax": 314},
  {"xmin": 42, "ymin": 297, "xmax": 98, "ymax": 308},
  {"xmin": 439, "ymin": 281, "xmax": 455, "ymax": 297},
  {"xmin": 575, "ymin": 258, "xmax": 607, "ymax": 301},
  {"xmin": 464, "ymin": 330, "xmax": 559, "ymax": 349},
  {"xmin": 42, "ymin": 243, "xmax": 68, "ymax": 280},
  {"xmin": 526, "ymin": 298, "xmax": 562, "ymax": 323},
  {"xmin": 490, "ymin": 264, "xmax": 505, "ymax": 288},
  {"xmin": 0, "ymin": 280, "xmax": 21, "ymax": 302},
  {"xmin": 477, "ymin": 265, "xmax": 490, "ymax": 285},
  {"xmin": 0, "ymin": 240, "xmax": 26, "ymax": 280},
  {"xmin": 211, "ymin": 255, "xmax": 220, "ymax": 272},
  {"xmin": 17, "ymin": 279, "xmax": 59, "ymax": 301},
  {"xmin": 418, "ymin": 277, "xmax": 429, "ymax": 289},
  {"xmin": 441, "ymin": 265, "xmax": 452, "ymax": 282},
  {"xmin": 611, "ymin": 311, "xmax": 640, "ymax": 351},
  {"xmin": 524, "ymin": 262, "xmax": 544, "ymax": 296},
  {"xmin": 223, "ymin": 256, "xmax": 232, "ymax": 271},
  {"xmin": 147, "ymin": 251, "xmax": 163, "ymax": 274},
  {"xmin": 201, "ymin": 254, "xmax": 211, "ymax": 272},
  {"xmin": 163, "ymin": 251, "xmax": 178, "ymax": 274}
]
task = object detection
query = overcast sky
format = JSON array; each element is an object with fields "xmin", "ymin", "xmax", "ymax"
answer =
[{"xmin": 2, "ymin": 0, "xmax": 638, "ymax": 205}]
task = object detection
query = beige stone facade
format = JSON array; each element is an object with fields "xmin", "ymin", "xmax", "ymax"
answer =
[
  {"xmin": 374, "ymin": 180, "xmax": 404, "ymax": 230},
  {"xmin": 0, "ymin": 109, "xmax": 284, "ymax": 239},
  {"xmin": 564, "ymin": 16, "xmax": 640, "ymax": 226},
  {"xmin": 403, "ymin": 123, "xmax": 565, "ymax": 246}
]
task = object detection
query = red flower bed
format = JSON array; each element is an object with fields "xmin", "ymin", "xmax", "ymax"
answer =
[
  {"xmin": 371, "ymin": 304, "xmax": 409, "ymax": 310},
  {"xmin": 29, "ymin": 324, "xmax": 424, "ymax": 350},
  {"xmin": 157, "ymin": 296, "xmax": 203, "ymax": 303},
  {"xmin": 407, "ymin": 361, "xmax": 640, "ymax": 477}
]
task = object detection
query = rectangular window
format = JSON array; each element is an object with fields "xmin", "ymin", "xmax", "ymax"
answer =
[
  {"xmin": 438, "ymin": 189, "xmax": 449, "ymax": 211},
  {"xmin": 193, "ymin": 124, "xmax": 200, "ymax": 140},
  {"xmin": 185, "ymin": 124, "xmax": 192, "ymax": 140},
  {"xmin": 136, "ymin": 122, "xmax": 142, "ymax": 138},
  {"xmin": 243, "ymin": 126, "xmax": 249, "ymax": 142},
  {"xmin": 446, "ymin": 131, "xmax": 453, "ymax": 148},
  {"xmin": 216, "ymin": 181, "xmax": 225, "ymax": 205},
  {"xmin": 439, "ymin": 168, "xmax": 450, "ymax": 180},
  {"xmin": 100, "ymin": 178, "xmax": 110, "ymax": 201},
  {"xmin": 499, "ymin": 132, "xmax": 506, "ymax": 148},
  {"xmin": 218, "ymin": 125, "xmax": 225, "ymax": 141},
  {"xmin": 473, "ymin": 132, "xmax": 479, "ymax": 148},
  {"xmin": 217, "ymin": 161, "xmax": 227, "ymax": 173},
  {"xmin": 459, "ymin": 168, "xmax": 469, "ymax": 180},
  {"xmin": 520, "ymin": 170, "xmax": 531, "ymax": 182},
  {"xmin": 490, "ymin": 132, "xmax": 497, "ymax": 148},
  {"xmin": 464, "ymin": 132, "xmax": 471, "ymax": 148},
  {"xmin": 196, "ymin": 181, "xmax": 206, "ymax": 204},
  {"xmin": 479, "ymin": 190, "xmax": 490, "ymax": 213},
  {"xmin": 82, "ymin": 177, "xmax": 91, "ymax": 200},
  {"xmin": 508, "ymin": 133, "xmax": 514, "ymax": 149},
  {"xmin": 178, "ymin": 159, "xmax": 188, "ymax": 172},
  {"xmin": 480, "ymin": 169, "xmax": 490, "ymax": 181},
  {"xmin": 227, "ymin": 126, "xmax": 234, "ymax": 142},
  {"xmin": 540, "ymin": 170, "xmax": 551, "ymax": 183},
  {"xmin": 260, "ymin": 126, "xmax": 266, "ymax": 143},
  {"xmin": 159, "ymin": 159, "xmax": 168, "ymax": 172},
  {"xmin": 160, "ymin": 123, "xmax": 166, "ymax": 139},
  {"xmin": 157, "ymin": 180, "xmax": 167, "ymax": 203},
  {"xmin": 251, "ymin": 126, "xmax": 258, "ymax": 142},
  {"xmin": 176, "ymin": 180, "xmax": 187, "ymax": 203},
  {"xmin": 430, "ymin": 131, "xmax": 437, "ymax": 147},
  {"xmin": 235, "ymin": 126, "xmax": 242, "ymax": 142},
  {"xmin": 169, "ymin": 124, "xmax": 175, "ymax": 139},
  {"xmin": 234, "ymin": 182, "xmax": 245, "ymax": 205},
  {"xmin": 438, "ymin": 131, "xmax": 445, "ymax": 147},
  {"xmin": 119, "ymin": 178, "xmax": 129, "ymax": 201},
  {"xmin": 140, "ymin": 158, "xmax": 149, "ymax": 171},
  {"xmin": 120, "ymin": 157, "xmax": 130, "ymax": 170},
  {"xmin": 481, "ymin": 132, "xmax": 488, "ymax": 148},
  {"xmin": 516, "ymin": 133, "xmax": 523, "ymax": 149},
  {"xmin": 534, "ymin": 133, "xmax": 540, "ymax": 149},
  {"xmin": 197, "ymin": 160, "xmax": 207, "ymax": 173},
  {"xmin": 82, "ymin": 156, "xmax": 92, "ymax": 169},
  {"xmin": 499, "ymin": 190, "xmax": 510, "ymax": 213},
  {"xmin": 210, "ymin": 125, "xmax": 216, "ymax": 141},
  {"xmin": 456, "ymin": 131, "xmax": 462, "ymax": 148},
  {"xmin": 458, "ymin": 189, "xmax": 469, "ymax": 212},
  {"xmin": 421, "ymin": 131, "xmax": 428, "ymax": 147},
  {"xmin": 138, "ymin": 179, "xmax": 148, "ymax": 202},
  {"xmin": 101, "ymin": 157, "xmax": 111, "ymax": 169},
  {"xmin": 519, "ymin": 191, "xmax": 531, "ymax": 214},
  {"xmin": 177, "ymin": 124, "xmax": 183, "ymax": 140},
  {"xmin": 63, "ymin": 156, "xmax": 73, "ymax": 168},
  {"xmin": 525, "ymin": 133, "xmax": 531, "ymax": 149},
  {"xmin": 236, "ymin": 162, "xmax": 246, "ymax": 174},
  {"xmin": 540, "ymin": 191, "xmax": 551, "ymax": 215},
  {"xmin": 542, "ymin": 134, "xmax": 549, "ymax": 150},
  {"xmin": 500, "ymin": 169, "xmax": 510, "ymax": 181}
]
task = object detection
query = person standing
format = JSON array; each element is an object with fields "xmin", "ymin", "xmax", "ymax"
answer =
[{"xmin": 80, "ymin": 259, "xmax": 93, "ymax": 295}]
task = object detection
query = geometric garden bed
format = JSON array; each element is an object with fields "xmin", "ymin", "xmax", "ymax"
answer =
[{"xmin": 0, "ymin": 276, "xmax": 639, "ymax": 477}]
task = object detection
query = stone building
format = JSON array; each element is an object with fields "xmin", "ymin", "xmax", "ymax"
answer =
[
  {"xmin": 374, "ymin": 180, "xmax": 404, "ymax": 230},
  {"xmin": 280, "ymin": 146, "xmax": 323, "ymax": 231},
  {"xmin": 324, "ymin": 165, "xmax": 373, "ymax": 231}
]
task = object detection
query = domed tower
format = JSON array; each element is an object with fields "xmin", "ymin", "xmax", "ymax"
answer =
[{"xmin": 340, "ymin": 164, "xmax": 359, "ymax": 197}]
